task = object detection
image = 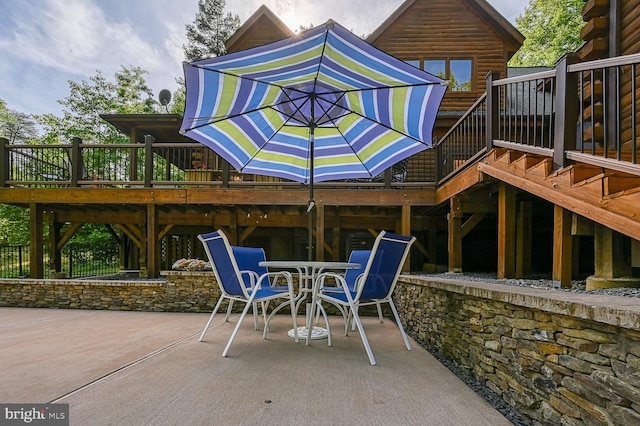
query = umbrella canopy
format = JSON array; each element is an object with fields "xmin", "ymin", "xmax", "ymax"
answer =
[
  {"xmin": 180, "ymin": 20, "xmax": 447, "ymax": 259},
  {"xmin": 180, "ymin": 20, "xmax": 447, "ymax": 184}
]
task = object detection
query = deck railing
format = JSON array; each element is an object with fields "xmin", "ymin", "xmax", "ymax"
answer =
[
  {"xmin": 435, "ymin": 52, "xmax": 640, "ymax": 181},
  {"xmin": 0, "ymin": 135, "xmax": 426, "ymax": 189},
  {"xmin": 435, "ymin": 93, "xmax": 488, "ymax": 182}
]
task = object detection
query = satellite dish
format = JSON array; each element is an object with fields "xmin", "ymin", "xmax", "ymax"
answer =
[{"xmin": 159, "ymin": 89, "xmax": 172, "ymax": 106}]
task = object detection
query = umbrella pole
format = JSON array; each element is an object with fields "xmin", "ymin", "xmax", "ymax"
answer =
[{"xmin": 308, "ymin": 124, "xmax": 315, "ymax": 261}]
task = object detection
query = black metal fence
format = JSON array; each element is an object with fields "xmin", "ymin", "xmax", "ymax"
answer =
[
  {"xmin": 0, "ymin": 242, "xmax": 119, "ymax": 279},
  {"xmin": 0, "ymin": 245, "xmax": 29, "ymax": 278}
]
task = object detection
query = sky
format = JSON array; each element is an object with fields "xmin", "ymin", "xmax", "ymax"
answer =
[{"xmin": 0, "ymin": 0, "xmax": 528, "ymax": 118}]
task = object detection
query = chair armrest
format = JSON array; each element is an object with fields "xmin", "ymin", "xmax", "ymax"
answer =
[
  {"xmin": 266, "ymin": 271, "xmax": 292, "ymax": 287},
  {"xmin": 238, "ymin": 270, "xmax": 259, "ymax": 290},
  {"xmin": 316, "ymin": 272, "xmax": 347, "ymax": 291}
]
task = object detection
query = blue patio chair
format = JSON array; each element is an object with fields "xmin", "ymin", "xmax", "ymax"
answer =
[
  {"xmin": 197, "ymin": 230, "xmax": 299, "ymax": 357},
  {"xmin": 320, "ymin": 249, "xmax": 381, "ymax": 330},
  {"xmin": 231, "ymin": 246, "xmax": 302, "ymax": 333},
  {"xmin": 317, "ymin": 231, "xmax": 415, "ymax": 365}
]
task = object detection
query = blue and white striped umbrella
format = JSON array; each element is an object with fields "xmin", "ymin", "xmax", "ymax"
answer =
[{"xmin": 180, "ymin": 20, "xmax": 447, "ymax": 185}]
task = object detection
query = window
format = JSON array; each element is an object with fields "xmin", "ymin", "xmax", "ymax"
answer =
[
  {"xmin": 406, "ymin": 58, "xmax": 473, "ymax": 92},
  {"xmin": 423, "ymin": 60, "xmax": 446, "ymax": 80},
  {"xmin": 450, "ymin": 59, "xmax": 472, "ymax": 92}
]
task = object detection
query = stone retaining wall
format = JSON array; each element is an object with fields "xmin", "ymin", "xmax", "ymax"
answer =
[
  {"xmin": 0, "ymin": 272, "xmax": 219, "ymax": 312},
  {"xmin": 394, "ymin": 276, "xmax": 640, "ymax": 426}
]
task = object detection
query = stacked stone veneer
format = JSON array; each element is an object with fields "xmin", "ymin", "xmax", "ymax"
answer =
[
  {"xmin": 394, "ymin": 276, "xmax": 640, "ymax": 426},
  {"xmin": 0, "ymin": 272, "xmax": 220, "ymax": 312},
  {"xmin": 0, "ymin": 271, "xmax": 348, "ymax": 315}
]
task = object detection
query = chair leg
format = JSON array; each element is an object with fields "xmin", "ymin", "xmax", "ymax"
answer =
[
  {"xmin": 199, "ymin": 296, "xmax": 225, "ymax": 342},
  {"xmin": 222, "ymin": 299, "xmax": 255, "ymax": 357},
  {"xmin": 349, "ymin": 307, "xmax": 376, "ymax": 366},
  {"xmin": 376, "ymin": 302, "xmax": 384, "ymax": 323},
  {"xmin": 317, "ymin": 302, "xmax": 332, "ymax": 346},
  {"xmin": 253, "ymin": 302, "xmax": 261, "ymax": 331},
  {"xmin": 289, "ymin": 298, "xmax": 299, "ymax": 343},
  {"xmin": 388, "ymin": 299, "xmax": 412, "ymax": 351},
  {"xmin": 225, "ymin": 300, "xmax": 234, "ymax": 322}
]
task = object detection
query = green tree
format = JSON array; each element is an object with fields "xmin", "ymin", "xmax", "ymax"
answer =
[
  {"xmin": 509, "ymin": 0, "xmax": 585, "ymax": 67},
  {"xmin": 0, "ymin": 99, "xmax": 39, "ymax": 144},
  {"xmin": 183, "ymin": 0, "xmax": 240, "ymax": 61},
  {"xmin": 169, "ymin": 77, "xmax": 186, "ymax": 115},
  {"xmin": 37, "ymin": 66, "xmax": 155, "ymax": 144},
  {"xmin": 0, "ymin": 205, "xmax": 30, "ymax": 245}
]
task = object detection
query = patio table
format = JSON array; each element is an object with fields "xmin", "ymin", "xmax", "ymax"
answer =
[{"xmin": 259, "ymin": 261, "xmax": 360, "ymax": 345}]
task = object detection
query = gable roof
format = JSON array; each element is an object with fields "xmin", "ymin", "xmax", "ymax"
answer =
[
  {"xmin": 366, "ymin": 0, "xmax": 524, "ymax": 51},
  {"xmin": 225, "ymin": 4, "xmax": 294, "ymax": 53}
]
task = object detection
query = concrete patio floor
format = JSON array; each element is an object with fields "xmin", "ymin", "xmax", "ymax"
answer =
[{"xmin": 0, "ymin": 307, "xmax": 511, "ymax": 425}]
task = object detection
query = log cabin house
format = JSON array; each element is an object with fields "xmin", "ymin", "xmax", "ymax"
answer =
[{"xmin": 1, "ymin": 0, "xmax": 640, "ymax": 290}]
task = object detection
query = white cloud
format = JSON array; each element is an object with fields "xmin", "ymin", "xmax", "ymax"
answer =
[{"xmin": 0, "ymin": 0, "xmax": 526, "ymax": 116}]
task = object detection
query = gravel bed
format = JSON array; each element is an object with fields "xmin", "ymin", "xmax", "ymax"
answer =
[
  {"xmin": 419, "ymin": 271, "xmax": 640, "ymax": 298},
  {"xmin": 412, "ymin": 272, "xmax": 640, "ymax": 425}
]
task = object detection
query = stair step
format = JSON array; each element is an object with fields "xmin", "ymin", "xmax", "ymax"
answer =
[
  {"xmin": 570, "ymin": 163, "xmax": 602, "ymax": 184},
  {"xmin": 604, "ymin": 176, "xmax": 640, "ymax": 196},
  {"xmin": 491, "ymin": 148, "xmax": 511, "ymax": 164},
  {"xmin": 525, "ymin": 157, "xmax": 553, "ymax": 177}
]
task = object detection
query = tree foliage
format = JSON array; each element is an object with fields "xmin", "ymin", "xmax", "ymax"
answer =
[
  {"xmin": 509, "ymin": 0, "xmax": 585, "ymax": 67},
  {"xmin": 0, "ymin": 205, "xmax": 30, "ymax": 245},
  {"xmin": 183, "ymin": 0, "xmax": 240, "ymax": 61},
  {"xmin": 37, "ymin": 66, "xmax": 156, "ymax": 144},
  {"xmin": 0, "ymin": 98, "xmax": 39, "ymax": 144}
]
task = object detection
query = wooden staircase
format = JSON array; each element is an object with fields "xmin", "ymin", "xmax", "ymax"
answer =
[{"xmin": 477, "ymin": 148, "xmax": 640, "ymax": 240}]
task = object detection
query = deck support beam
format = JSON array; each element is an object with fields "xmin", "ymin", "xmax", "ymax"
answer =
[
  {"xmin": 553, "ymin": 205, "xmax": 573, "ymax": 288},
  {"xmin": 448, "ymin": 197, "xmax": 463, "ymax": 273},
  {"xmin": 516, "ymin": 201, "xmax": 532, "ymax": 278},
  {"xmin": 48, "ymin": 217, "xmax": 62, "ymax": 277},
  {"xmin": 497, "ymin": 183, "xmax": 516, "ymax": 278},
  {"xmin": 29, "ymin": 203, "xmax": 44, "ymax": 279},
  {"xmin": 148, "ymin": 203, "xmax": 159, "ymax": 277}
]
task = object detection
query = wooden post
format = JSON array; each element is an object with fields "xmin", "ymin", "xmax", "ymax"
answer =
[
  {"xmin": 48, "ymin": 218, "xmax": 62, "ymax": 276},
  {"xmin": 144, "ymin": 135, "xmax": 154, "ymax": 188},
  {"xmin": 485, "ymin": 71, "xmax": 500, "ymax": 151},
  {"xmin": 136, "ymin": 225, "xmax": 147, "ymax": 277},
  {"xmin": 553, "ymin": 54, "xmax": 578, "ymax": 170},
  {"xmin": 70, "ymin": 137, "xmax": 82, "ymax": 187},
  {"xmin": 497, "ymin": 182, "xmax": 516, "ymax": 278},
  {"xmin": 29, "ymin": 203, "xmax": 44, "ymax": 278},
  {"xmin": 384, "ymin": 168, "xmax": 392, "ymax": 189},
  {"xmin": 332, "ymin": 222, "xmax": 341, "ymax": 261},
  {"xmin": 0, "ymin": 137, "xmax": 8, "ymax": 187},
  {"xmin": 119, "ymin": 232, "xmax": 127, "ymax": 271},
  {"xmin": 552, "ymin": 205, "xmax": 573, "ymax": 288},
  {"xmin": 222, "ymin": 160, "xmax": 230, "ymax": 188},
  {"xmin": 516, "ymin": 201, "xmax": 532, "ymax": 278},
  {"xmin": 594, "ymin": 224, "xmax": 631, "ymax": 278},
  {"xmin": 146, "ymin": 203, "xmax": 158, "ymax": 278},
  {"xmin": 448, "ymin": 197, "xmax": 463, "ymax": 273},
  {"xmin": 315, "ymin": 204, "xmax": 325, "ymax": 261}
]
